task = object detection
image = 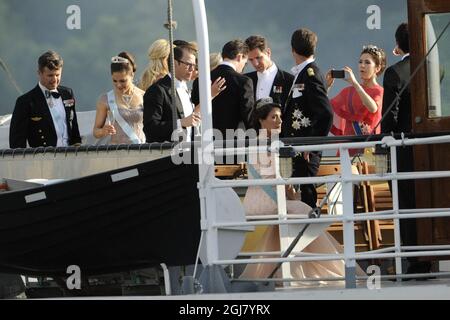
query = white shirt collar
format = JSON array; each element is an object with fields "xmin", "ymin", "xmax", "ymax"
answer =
[
  {"xmin": 168, "ymin": 73, "xmax": 189, "ymax": 91},
  {"xmin": 38, "ymin": 82, "xmax": 59, "ymax": 96},
  {"xmin": 291, "ymin": 57, "xmax": 315, "ymax": 76},
  {"xmin": 401, "ymin": 53, "xmax": 410, "ymax": 61},
  {"xmin": 257, "ymin": 63, "xmax": 277, "ymax": 77},
  {"xmin": 220, "ymin": 61, "xmax": 237, "ymax": 71},
  {"xmin": 174, "ymin": 78, "xmax": 188, "ymax": 91}
]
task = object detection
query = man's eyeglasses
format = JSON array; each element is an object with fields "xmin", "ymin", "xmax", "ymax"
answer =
[{"xmin": 176, "ymin": 59, "xmax": 197, "ymax": 70}]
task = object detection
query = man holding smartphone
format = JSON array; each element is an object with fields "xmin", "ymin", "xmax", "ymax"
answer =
[{"xmin": 282, "ymin": 28, "xmax": 333, "ymax": 208}]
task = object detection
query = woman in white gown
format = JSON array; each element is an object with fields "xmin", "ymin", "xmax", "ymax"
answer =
[
  {"xmin": 93, "ymin": 51, "xmax": 145, "ymax": 144},
  {"xmin": 240, "ymin": 98, "xmax": 363, "ymax": 285}
]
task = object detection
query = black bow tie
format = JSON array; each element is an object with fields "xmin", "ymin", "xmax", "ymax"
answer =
[{"xmin": 45, "ymin": 90, "xmax": 61, "ymax": 99}]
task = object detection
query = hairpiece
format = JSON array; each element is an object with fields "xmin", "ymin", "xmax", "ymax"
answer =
[
  {"xmin": 255, "ymin": 97, "xmax": 281, "ymax": 110},
  {"xmin": 111, "ymin": 56, "xmax": 129, "ymax": 64},
  {"xmin": 362, "ymin": 45, "xmax": 383, "ymax": 58}
]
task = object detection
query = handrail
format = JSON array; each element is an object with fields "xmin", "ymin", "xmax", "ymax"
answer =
[
  {"xmin": 2, "ymin": 131, "xmax": 450, "ymax": 156},
  {"xmin": 201, "ymin": 134, "xmax": 450, "ymax": 289}
]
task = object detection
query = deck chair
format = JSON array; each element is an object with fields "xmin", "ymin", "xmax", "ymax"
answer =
[
  {"xmin": 358, "ymin": 161, "xmax": 394, "ymax": 250},
  {"xmin": 317, "ymin": 164, "xmax": 373, "ymax": 251}
]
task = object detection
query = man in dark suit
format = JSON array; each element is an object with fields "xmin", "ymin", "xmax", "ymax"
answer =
[
  {"xmin": 191, "ymin": 39, "xmax": 254, "ymax": 139},
  {"xmin": 245, "ymin": 35, "xmax": 294, "ymax": 110},
  {"xmin": 9, "ymin": 50, "xmax": 81, "ymax": 148},
  {"xmin": 144, "ymin": 45, "xmax": 200, "ymax": 143},
  {"xmin": 282, "ymin": 28, "xmax": 333, "ymax": 208},
  {"xmin": 382, "ymin": 23, "xmax": 430, "ymax": 275}
]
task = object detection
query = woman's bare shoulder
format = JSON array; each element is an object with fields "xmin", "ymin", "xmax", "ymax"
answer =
[{"xmin": 96, "ymin": 93, "xmax": 109, "ymax": 108}]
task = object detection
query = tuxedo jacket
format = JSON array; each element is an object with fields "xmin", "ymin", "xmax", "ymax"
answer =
[
  {"xmin": 191, "ymin": 64, "xmax": 254, "ymax": 138},
  {"xmin": 9, "ymin": 85, "xmax": 81, "ymax": 148},
  {"xmin": 143, "ymin": 75, "xmax": 187, "ymax": 142},
  {"xmin": 382, "ymin": 56, "xmax": 412, "ymax": 134},
  {"xmin": 282, "ymin": 62, "xmax": 332, "ymax": 139},
  {"xmin": 245, "ymin": 68, "xmax": 294, "ymax": 111}
]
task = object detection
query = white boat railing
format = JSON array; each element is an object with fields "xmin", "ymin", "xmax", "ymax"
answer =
[{"xmin": 196, "ymin": 134, "xmax": 450, "ymax": 290}]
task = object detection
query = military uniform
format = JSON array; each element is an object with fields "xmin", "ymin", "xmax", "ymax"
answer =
[
  {"xmin": 282, "ymin": 61, "xmax": 332, "ymax": 208},
  {"xmin": 9, "ymin": 85, "xmax": 81, "ymax": 148}
]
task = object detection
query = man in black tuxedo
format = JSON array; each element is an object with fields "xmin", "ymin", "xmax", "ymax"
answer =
[
  {"xmin": 9, "ymin": 50, "xmax": 81, "ymax": 148},
  {"xmin": 191, "ymin": 39, "xmax": 254, "ymax": 139},
  {"xmin": 282, "ymin": 28, "xmax": 333, "ymax": 208},
  {"xmin": 143, "ymin": 45, "xmax": 200, "ymax": 142},
  {"xmin": 245, "ymin": 35, "xmax": 294, "ymax": 110},
  {"xmin": 382, "ymin": 23, "xmax": 430, "ymax": 275}
]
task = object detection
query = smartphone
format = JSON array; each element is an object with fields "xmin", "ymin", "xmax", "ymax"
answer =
[{"xmin": 331, "ymin": 69, "xmax": 345, "ymax": 78}]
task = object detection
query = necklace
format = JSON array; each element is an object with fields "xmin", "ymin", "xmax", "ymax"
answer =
[{"xmin": 121, "ymin": 86, "xmax": 135, "ymax": 108}]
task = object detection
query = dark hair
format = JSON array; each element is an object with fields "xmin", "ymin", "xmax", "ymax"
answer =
[
  {"xmin": 173, "ymin": 40, "xmax": 198, "ymax": 53},
  {"xmin": 253, "ymin": 98, "xmax": 282, "ymax": 130},
  {"xmin": 291, "ymin": 28, "xmax": 317, "ymax": 57},
  {"xmin": 361, "ymin": 45, "xmax": 387, "ymax": 76},
  {"xmin": 38, "ymin": 50, "xmax": 63, "ymax": 71},
  {"xmin": 111, "ymin": 51, "xmax": 137, "ymax": 74},
  {"xmin": 395, "ymin": 22, "xmax": 409, "ymax": 53},
  {"xmin": 245, "ymin": 35, "xmax": 268, "ymax": 52},
  {"xmin": 168, "ymin": 45, "xmax": 197, "ymax": 72},
  {"xmin": 173, "ymin": 39, "xmax": 189, "ymax": 47},
  {"xmin": 221, "ymin": 39, "xmax": 249, "ymax": 60}
]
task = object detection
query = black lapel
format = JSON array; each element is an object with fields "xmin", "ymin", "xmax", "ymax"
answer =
[
  {"xmin": 161, "ymin": 75, "xmax": 185, "ymax": 119},
  {"xmin": 32, "ymin": 85, "xmax": 56, "ymax": 136},
  {"xmin": 246, "ymin": 71, "xmax": 257, "ymax": 100},
  {"xmin": 59, "ymin": 86, "xmax": 74, "ymax": 130},
  {"xmin": 270, "ymin": 69, "xmax": 283, "ymax": 99}
]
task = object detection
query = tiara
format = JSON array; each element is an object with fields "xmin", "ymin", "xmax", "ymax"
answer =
[
  {"xmin": 111, "ymin": 56, "xmax": 129, "ymax": 64},
  {"xmin": 255, "ymin": 97, "xmax": 281, "ymax": 110},
  {"xmin": 362, "ymin": 45, "xmax": 383, "ymax": 57}
]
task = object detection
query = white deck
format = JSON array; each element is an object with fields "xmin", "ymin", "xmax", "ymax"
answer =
[{"xmin": 55, "ymin": 278, "xmax": 450, "ymax": 300}]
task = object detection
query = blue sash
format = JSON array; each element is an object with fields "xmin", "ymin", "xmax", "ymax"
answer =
[
  {"xmin": 107, "ymin": 90, "xmax": 142, "ymax": 144},
  {"xmin": 247, "ymin": 163, "xmax": 278, "ymax": 204},
  {"xmin": 347, "ymin": 89, "xmax": 363, "ymax": 136}
]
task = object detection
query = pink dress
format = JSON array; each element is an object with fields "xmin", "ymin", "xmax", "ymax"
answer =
[{"xmin": 241, "ymin": 154, "xmax": 362, "ymax": 285}]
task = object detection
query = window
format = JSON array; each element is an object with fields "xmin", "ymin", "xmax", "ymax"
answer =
[{"xmin": 425, "ymin": 13, "xmax": 450, "ymax": 118}]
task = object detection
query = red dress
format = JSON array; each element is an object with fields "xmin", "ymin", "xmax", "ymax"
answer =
[{"xmin": 330, "ymin": 84, "xmax": 383, "ymax": 137}]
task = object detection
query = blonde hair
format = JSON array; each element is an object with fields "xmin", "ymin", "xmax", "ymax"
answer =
[
  {"xmin": 138, "ymin": 39, "xmax": 170, "ymax": 90},
  {"xmin": 210, "ymin": 52, "xmax": 222, "ymax": 71}
]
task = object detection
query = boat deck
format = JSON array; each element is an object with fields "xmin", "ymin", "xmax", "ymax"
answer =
[{"xmin": 55, "ymin": 278, "xmax": 450, "ymax": 300}]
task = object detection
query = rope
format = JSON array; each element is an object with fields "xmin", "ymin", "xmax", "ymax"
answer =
[
  {"xmin": 0, "ymin": 56, "xmax": 23, "ymax": 95},
  {"xmin": 165, "ymin": 0, "xmax": 179, "ymax": 142}
]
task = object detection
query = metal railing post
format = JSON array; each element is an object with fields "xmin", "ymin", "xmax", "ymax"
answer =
[
  {"xmin": 340, "ymin": 147, "xmax": 357, "ymax": 288},
  {"xmin": 390, "ymin": 143, "xmax": 403, "ymax": 278}
]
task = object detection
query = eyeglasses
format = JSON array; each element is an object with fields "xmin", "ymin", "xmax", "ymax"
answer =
[{"xmin": 176, "ymin": 59, "xmax": 197, "ymax": 70}]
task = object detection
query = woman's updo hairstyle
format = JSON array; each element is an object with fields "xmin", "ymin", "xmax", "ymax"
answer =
[{"xmin": 111, "ymin": 51, "xmax": 137, "ymax": 74}]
